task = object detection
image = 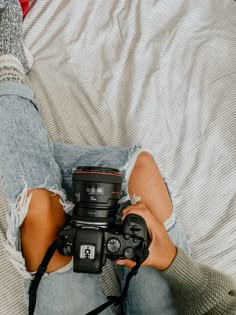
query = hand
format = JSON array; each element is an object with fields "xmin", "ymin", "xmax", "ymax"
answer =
[{"xmin": 116, "ymin": 202, "xmax": 177, "ymax": 271}]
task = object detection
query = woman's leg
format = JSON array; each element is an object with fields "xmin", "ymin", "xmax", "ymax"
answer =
[
  {"xmin": 0, "ymin": 0, "xmax": 73, "ymax": 275},
  {"xmin": 0, "ymin": 2, "xmax": 113, "ymax": 314},
  {"xmin": 127, "ymin": 151, "xmax": 173, "ymax": 223},
  {"xmin": 123, "ymin": 153, "xmax": 190, "ymax": 315},
  {"xmin": 0, "ymin": 82, "xmax": 73, "ymax": 274}
]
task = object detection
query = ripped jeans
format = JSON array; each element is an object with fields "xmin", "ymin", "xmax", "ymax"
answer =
[{"xmin": 0, "ymin": 82, "xmax": 190, "ymax": 314}]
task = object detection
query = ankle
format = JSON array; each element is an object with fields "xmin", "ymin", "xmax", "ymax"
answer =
[
  {"xmin": 0, "ymin": 55, "xmax": 26, "ymax": 84},
  {"xmin": 0, "ymin": 0, "xmax": 32, "ymax": 84}
]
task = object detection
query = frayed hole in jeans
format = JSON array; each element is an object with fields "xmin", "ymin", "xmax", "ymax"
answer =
[{"xmin": 4, "ymin": 176, "xmax": 74, "ymax": 279}]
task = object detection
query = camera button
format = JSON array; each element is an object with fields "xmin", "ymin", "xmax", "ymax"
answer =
[
  {"xmin": 133, "ymin": 237, "xmax": 139, "ymax": 244},
  {"xmin": 124, "ymin": 247, "xmax": 135, "ymax": 259},
  {"xmin": 124, "ymin": 234, "xmax": 130, "ymax": 240}
]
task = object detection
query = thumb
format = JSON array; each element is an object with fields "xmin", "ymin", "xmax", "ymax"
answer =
[{"xmin": 116, "ymin": 259, "xmax": 136, "ymax": 269}]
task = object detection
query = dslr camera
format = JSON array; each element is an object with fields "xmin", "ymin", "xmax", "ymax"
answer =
[{"xmin": 58, "ymin": 166, "xmax": 149, "ymax": 273}]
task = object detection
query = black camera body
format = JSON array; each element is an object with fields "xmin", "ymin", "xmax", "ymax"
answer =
[
  {"xmin": 58, "ymin": 166, "xmax": 149, "ymax": 273},
  {"xmin": 58, "ymin": 213, "xmax": 148, "ymax": 273}
]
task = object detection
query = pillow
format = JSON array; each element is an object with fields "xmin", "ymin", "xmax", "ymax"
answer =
[{"xmin": 19, "ymin": 0, "xmax": 29, "ymax": 18}]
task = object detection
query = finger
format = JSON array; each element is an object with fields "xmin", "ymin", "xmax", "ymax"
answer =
[{"xmin": 116, "ymin": 259, "xmax": 136, "ymax": 269}]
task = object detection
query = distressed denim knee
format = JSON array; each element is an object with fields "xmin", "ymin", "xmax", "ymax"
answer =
[
  {"xmin": 0, "ymin": 82, "xmax": 73, "ymax": 279},
  {"xmin": 53, "ymin": 142, "xmax": 154, "ymax": 211}
]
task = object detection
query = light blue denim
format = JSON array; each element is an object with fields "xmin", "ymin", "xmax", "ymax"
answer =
[{"xmin": 0, "ymin": 81, "xmax": 190, "ymax": 315}]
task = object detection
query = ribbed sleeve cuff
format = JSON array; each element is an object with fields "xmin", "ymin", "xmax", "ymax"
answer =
[
  {"xmin": 161, "ymin": 247, "xmax": 236, "ymax": 314},
  {"xmin": 161, "ymin": 247, "xmax": 207, "ymax": 296}
]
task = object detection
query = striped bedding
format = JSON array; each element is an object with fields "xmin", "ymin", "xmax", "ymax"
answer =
[{"xmin": 0, "ymin": 0, "xmax": 236, "ymax": 313}]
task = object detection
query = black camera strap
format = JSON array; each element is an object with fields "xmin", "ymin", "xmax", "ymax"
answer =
[
  {"xmin": 85, "ymin": 262, "xmax": 141, "ymax": 315},
  {"xmin": 28, "ymin": 239, "xmax": 60, "ymax": 315},
  {"xmin": 28, "ymin": 239, "xmax": 148, "ymax": 315}
]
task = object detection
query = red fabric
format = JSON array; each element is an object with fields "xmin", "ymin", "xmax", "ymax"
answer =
[{"xmin": 19, "ymin": 0, "xmax": 29, "ymax": 18}]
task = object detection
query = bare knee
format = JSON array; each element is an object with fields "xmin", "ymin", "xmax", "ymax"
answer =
[
  {"xmin": 133, "ymin": 152, "xmax": 157, "ymax": 172},
  {"xmin": 20, "ymin": 188, "xmax": 69, "ymax": 272},
  {"xmin": 128, "ymin": 151, "xmax": 158, "ymax": 198},
  {"xmin": 21, "ymin": 188, "xmax": 65, "ymax": 228},
  {"xmin": 136, "ymin": 151, "xmax": 154, "ymax": 164},
  {"xmin": 128, "ymin": 151, "xmax": 173, "ymax": 223},
  {"xmin": 130, "ymin": 151, "xmax": 157, "ymax": 182}
]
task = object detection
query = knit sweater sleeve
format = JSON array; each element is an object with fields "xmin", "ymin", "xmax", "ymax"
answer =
[{"xmin": 161, "ymin": 247, "xmax": 236, "ymax": 314}]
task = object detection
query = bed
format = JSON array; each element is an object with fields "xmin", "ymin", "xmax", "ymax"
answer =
[{"xmin": 0, "ymin": 0, "xmax": 236, "ymax": 314}]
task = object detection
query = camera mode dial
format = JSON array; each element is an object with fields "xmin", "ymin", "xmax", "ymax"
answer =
[{"xmin": 107, "ymin": 238, "xmax": 121, "ymax": 253}]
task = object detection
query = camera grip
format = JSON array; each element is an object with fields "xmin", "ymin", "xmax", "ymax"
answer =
[{"xmin": 122, "ymin": 214, "xmax": 148, "ymax": 242}]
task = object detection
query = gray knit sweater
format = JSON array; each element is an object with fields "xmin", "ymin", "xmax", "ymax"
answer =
[{"xmin": 162, "ymin": 248, "xmax": 236, "ymax": 314}]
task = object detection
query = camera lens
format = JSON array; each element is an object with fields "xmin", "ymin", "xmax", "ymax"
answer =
[{"xmin": 72, "ymin": 166, "xmax": 122, "ymax": 227}]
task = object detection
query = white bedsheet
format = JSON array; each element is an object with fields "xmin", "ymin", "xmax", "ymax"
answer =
[{"xmin": 0, "ymin": 0, "xmax": 236, "ymax": 313}]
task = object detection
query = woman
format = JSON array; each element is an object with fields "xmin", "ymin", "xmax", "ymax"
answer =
[{"xmin": 0, "ymin": 1, "xmax": 235, "ymax": 314}]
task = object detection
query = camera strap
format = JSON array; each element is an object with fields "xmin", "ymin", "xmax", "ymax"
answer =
[
  {"xmin": 28, "ymin": 239, "xmax": 60, "ymax": 315},
  {"xmin": 85, "ymin": 241, "xmax": 149, "ymax": 315},
  {"xmin": 28, "ymin": 240, "xmax": 149, "ymax": 315},
  {"xmin": 85, "ymin": 262, "xmax": 141, "ymax": 315}
]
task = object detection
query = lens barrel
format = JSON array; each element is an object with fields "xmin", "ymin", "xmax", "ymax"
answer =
[{"xmin": 72, "ymin": 166, "xmax": 122, "ymax": 227}]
